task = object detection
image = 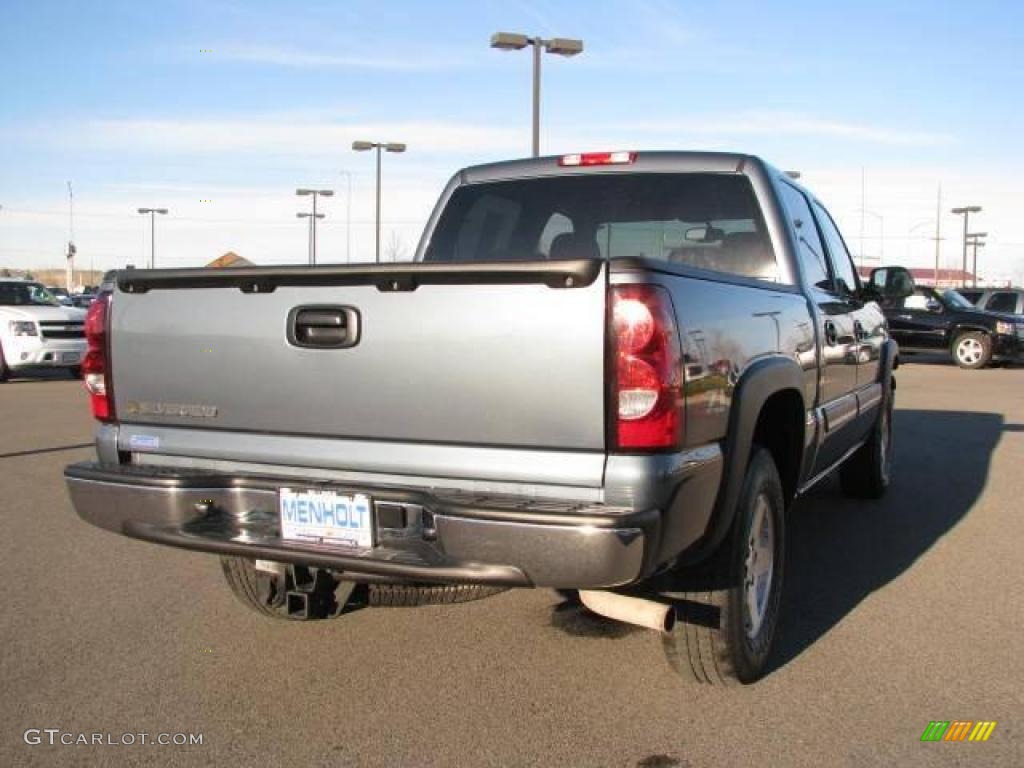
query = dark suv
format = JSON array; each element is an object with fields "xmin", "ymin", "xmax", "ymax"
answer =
[
  {"xmin": 881, "ymin": 284, "xmax": 1024, "ymax": 368},
  {"xmin": 957, "ymin": 287, "xmax": 1024, "ymax": 317}
]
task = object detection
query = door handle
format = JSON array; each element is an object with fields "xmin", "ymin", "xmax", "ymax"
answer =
[
  {"xmin": 288, "ymin": 306, "xmax": 361, "ymax": 349},
  {"xmin": 824, "ymin": 320, "xmax": 838, "ymax": 346}
]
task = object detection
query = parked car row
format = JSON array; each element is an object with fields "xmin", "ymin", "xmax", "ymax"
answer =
[{"xmin": 43, "ymin": 286, "xmax": 98, "ymax": 309}]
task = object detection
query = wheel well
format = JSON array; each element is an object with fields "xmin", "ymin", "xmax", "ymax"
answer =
[
  {"xmin": 751, "ymin": 389, "xmax": 804, "ymax": 507},
  {"xmin": 952, "ymin": 326, "xmax": 990, "ymax": 340}
]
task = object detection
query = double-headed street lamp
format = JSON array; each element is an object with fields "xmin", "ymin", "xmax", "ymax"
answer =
[
  {"xmin": 296, "ymin": 188, "xmax": 333, "ymax": 265},
  {"xmin": 137, "ymin": 207, "xmax": 168, "ymax": 269},
  {"xmin": 490, "ymin": 32, "xmax": 583, "ymax": 157},
  {"xmin": 967, "ymin": 231, "xmax": 987, "ymax": 288},
  {"xmin": 352, "ymin": 141, "xmax": 406, "ymax": 263},
  {"xmin": 951, "ymin": 205, "xmax": 982, "ymax": 287}
]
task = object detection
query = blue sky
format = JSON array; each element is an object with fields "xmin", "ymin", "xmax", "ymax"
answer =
[{"xmin": 1, "ymin": 0, "xmax": 1022, "ymax": 281}]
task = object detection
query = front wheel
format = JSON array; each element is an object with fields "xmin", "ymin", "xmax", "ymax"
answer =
[
  {"xmin": 952, "ymin": 331, "xmax": 991, "ymax": 369},
  {"xmin": 663, "ymin": 447, "xmax": 786, "ymax": 684},
  {"xmin": 840, "ymin": 380, "xmax": 894, "ymax": 499}
]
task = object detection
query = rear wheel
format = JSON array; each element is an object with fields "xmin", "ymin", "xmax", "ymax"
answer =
[
  {"xmin": 368, "ymin": 583, "xmax": 507, "ymax": 607},
  {"xmin": 952, "ymin": 331, "xmax": 991, "ymax": 369},
  {"xmin": 663, "ymin": 447, "xmax": 786, "ymax": 684},
  {"xmin": 0, "ymin": 343, "xmax": 9, "ymax": 382},
  {"xmin": 68, "ymin": 365, "xmax": 82, "ymax": 379}
]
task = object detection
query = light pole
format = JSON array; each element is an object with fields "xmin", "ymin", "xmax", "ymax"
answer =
[
  {"xmin": 906, "ymin": 219, "xmax": 934, "ymax": 260},
  {"xmin": 338, "ymin": 170, "xmax": 353, "ymax": 263},
  {"xmin": 296, "ymin": 188, "xmax": 333, "ymax": 265},
  {"xmin": 137, "ymin": 207, "xmax": 168, "ymax": 268},
  {"xmin": 490, "ymin": 32, "xmax": 584, "ymax": 157},
  {"xmin": 352, "ymin": 141, "xmax": 406, "ymax": 263},
  {"xmin": 966, "ymin": 232, "xmax": 987, "ymax": 287},
  {"xmin": 854, "ymin": 208, "xmax": 884, "ymax": 264},
  {"xmin": 951, "ymin": 206, "xmax": 982, "ymax": 287}
]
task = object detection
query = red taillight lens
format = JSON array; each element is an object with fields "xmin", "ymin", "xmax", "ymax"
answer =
[
  {"xmin": 610, "ymin": 284, "xmax": 682, "ymax": 450},
  {"xmin": 82, "ymin": 292, "xmax": 113, "ymax": 421}
]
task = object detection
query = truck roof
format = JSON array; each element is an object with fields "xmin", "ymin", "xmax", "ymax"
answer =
[{"xmin": 459, "ymin": 151, "xmax": 767, "ymax": 184}]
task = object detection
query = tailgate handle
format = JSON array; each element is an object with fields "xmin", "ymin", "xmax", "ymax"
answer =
[{"xmin": 288, "ymin": 306, "xmax": 360, "ymax": 349}]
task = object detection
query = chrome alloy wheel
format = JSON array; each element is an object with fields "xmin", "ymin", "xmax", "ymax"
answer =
[
  {"xmin": 743, "ymin": 494, "xmax": 775, "ymax": 640},
  {"xmin": 956, "ymin": 336, "xmax": 984, "ymax": 366}
]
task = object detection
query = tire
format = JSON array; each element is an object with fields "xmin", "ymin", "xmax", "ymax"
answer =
[
  {"xmin": 840, "ymin": 379, "xmax": 894, "ymax": 499},
  {"xmin": 952, "ymin": 331, "xmax": 991, "ymax": 369},
  {"xmin": 663, "ymin": 447, "xmax": 786, "ymax": 684},
  {"xmin": 69, "ymin": 366, "xmax": 83, "ymax": 379},
  {"xmin": 368, "ymin": 583, "xmax": 507, "ymax": 607},
  {"xmin": 0, "ymin": 343, "xmax": 9, "ymax": 382},
  {"xmin": 220, "ymin": 556, "xmax": 357, "ymax": 620}
]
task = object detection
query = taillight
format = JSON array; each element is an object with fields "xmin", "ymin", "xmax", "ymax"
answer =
[
  {"xmin": 610, "ymin": 284, "xmax": 682, "ymax": 450},
  {"xmin": 82, "ymin": 292, "xmax": 114, "ymax": 421}
]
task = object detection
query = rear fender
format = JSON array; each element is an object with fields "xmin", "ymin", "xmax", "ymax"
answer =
[{"xmin": 677, "ymin": 355, "xmax": 805, "ymax": 565}]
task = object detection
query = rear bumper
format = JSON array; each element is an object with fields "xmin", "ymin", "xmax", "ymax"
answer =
[{"xmin": 65, "ymin": 462, "xmax": 664, "ymax": 589}]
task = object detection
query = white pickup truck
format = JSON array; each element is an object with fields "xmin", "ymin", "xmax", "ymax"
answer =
[{"xmin": 0, "ymin": 278, "xmax": 87, "ymax": 381}]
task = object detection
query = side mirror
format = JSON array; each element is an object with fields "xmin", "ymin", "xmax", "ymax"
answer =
[
  {"xmin": 926, "ymin": 299, "xmax": 943, "ymax": 312},
  {"xmin": 867, "ymin": 266, "xmax": 915, "ymax": 300}
]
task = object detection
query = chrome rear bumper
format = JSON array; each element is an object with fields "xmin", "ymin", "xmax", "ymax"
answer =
[{"xmin": 64, "ymin": 462, "xmax": 657, "ymax": 589}]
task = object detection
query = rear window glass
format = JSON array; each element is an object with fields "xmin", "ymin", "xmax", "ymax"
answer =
[{"xmin": 424, "ymin": 173, "xmax": 779, "ymax": 282}]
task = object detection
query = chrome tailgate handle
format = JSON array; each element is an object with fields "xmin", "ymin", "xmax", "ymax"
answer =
[{"xmin": 287, "ymin": 306, "xmax": 361, "ymax": 349}]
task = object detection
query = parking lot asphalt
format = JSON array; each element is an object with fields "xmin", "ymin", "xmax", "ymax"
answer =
[{"xmin": 1, "ymin": 358, "xmax": 1022, "ymax": 767}]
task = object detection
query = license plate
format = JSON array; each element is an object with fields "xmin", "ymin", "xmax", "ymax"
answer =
[
  {"xmin": 279, "ymin": 488, "xmax": 373, "ymax": 548},
  {"xmin": 61, "ymin": 352, "xmax": 80, "ymax": 363}
]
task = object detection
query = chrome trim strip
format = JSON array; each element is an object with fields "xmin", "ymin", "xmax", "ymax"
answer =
[
  {"xmin": 117, "ymin": 425, "xmax": 605, "ymax": 491},
  {"xmin": 822, "ymin": 392, "xmax": 858, "ymax": 433},
  {"xmin": 796, "ymin": 438, "xmax": 867, "ymax": 496},
  {"xmin": 856, "ymin": 382, "xmax": 883, "ymax": 413},
  {"xmin": 134, "ymin": 453, "xmax": 603, "ymax": 504}
]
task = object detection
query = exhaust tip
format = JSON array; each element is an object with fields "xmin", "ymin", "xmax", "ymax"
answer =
[{"xmin": 578, "ymin": 589, "xmax": 676, "ymax": 634}]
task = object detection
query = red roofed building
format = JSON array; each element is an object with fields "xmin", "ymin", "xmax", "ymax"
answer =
[
  {"xmin": 857, "ymin": 266, "xmax": 976, "ymax": 288},
  {"xmin": 206, "ymin": 251, "xmax": 253, "ymax": 268}
]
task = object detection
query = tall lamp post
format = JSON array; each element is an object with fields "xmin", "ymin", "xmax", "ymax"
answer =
[
  {"xmin": 352, "ymin": 141, "xmax": 406, "ymax": 263},
  {"xmin": 338, "ymin": 170, "xmax": 353, "ymax": 263},
  {"xmin": 966, "ymin": 232, "xmax": 987, "ymax": 287},
  {"xmin": 137, "ymin": 207, "xmax": 168, "ymax": 269},
  {"xmin": 854, "ymin": 208, "xmax": 884, "ymax": 266},
  {"xmin": 490, "ymin": 32, "xmax": 583, "ymax": 157},
  {"xmin": 296, "ymin": 188, "xmax": 333, "ymax": 265},
  {"xmin": 951, "ymin": 205, "xmax": 982, "ymax": 287}
]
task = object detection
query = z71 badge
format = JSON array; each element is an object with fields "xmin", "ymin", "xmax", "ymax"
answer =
[{"xmin": 125, "ymin": 401, "xmax": 218, "ymax": 419}]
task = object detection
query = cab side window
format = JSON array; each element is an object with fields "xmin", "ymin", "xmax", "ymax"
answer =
[
  {"xmin": 778, "ymin": 182, "xmax": 831, "ymax": 291},
  {"xmin": 812, "ymin": 201, "xmax": 859, "ymax": 297},
  {"xmin": 985, "ymin": 292, "xmax": 1019, "ymax": 314}
]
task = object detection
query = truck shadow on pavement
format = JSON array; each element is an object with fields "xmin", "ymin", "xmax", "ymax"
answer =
[{"xmin": 769, "ymin": 408, "xmax": 1004, "ymax": 674}]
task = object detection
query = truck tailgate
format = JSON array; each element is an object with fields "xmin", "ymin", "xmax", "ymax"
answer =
[{"xmin": 109, "ymin": 263, "xmax": 608, "ymax": 451}]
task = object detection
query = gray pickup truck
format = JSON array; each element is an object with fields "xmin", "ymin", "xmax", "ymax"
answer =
[{"xmin": 65, "ymin": 151, "xmax": 908, "ymax": 684}]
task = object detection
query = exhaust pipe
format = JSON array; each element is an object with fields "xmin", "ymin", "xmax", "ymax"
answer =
[{"xmin": 578, "ymin": 590, "xmax": 676, "ymax": 633}]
